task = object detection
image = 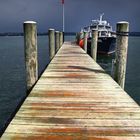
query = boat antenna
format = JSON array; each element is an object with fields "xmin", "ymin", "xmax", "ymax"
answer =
[{"xmin": 99, "ymin": 13, "xmax": 104, "ymax": 23}]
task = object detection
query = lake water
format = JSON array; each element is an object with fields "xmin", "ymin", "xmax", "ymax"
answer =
[{"xmin": 0, "ymin": 35, "xmax": 140, "ymax": 135}]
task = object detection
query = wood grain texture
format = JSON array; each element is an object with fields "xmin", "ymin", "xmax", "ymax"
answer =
[
  {"xmin": 23, "ymin": 22, "xmax": 38, "ymax": 90},
  {"xmin": 114, "ymin": 22, "xmax": 129, "ymax": 89},
  {"xmin": 59, "ymin": 32, "xmax": 63, "ymax": 48},
  {"xmin": 83, "ymin": 31, "xmax": 88, "ymax": 53},
  {"xmin": 55, "ymin": 31, "xmax": 60, "ymax": 52},
  {"xmin": 49, "ymin": 29, "xmax": 55, "ymax": 60},
  {"xmin": 91, "ymin": 29, "xmax": 98, "ymax": 61},
  {"xmin": 1, "ymin": 42, "xmax": 140, "ymax": 140}
]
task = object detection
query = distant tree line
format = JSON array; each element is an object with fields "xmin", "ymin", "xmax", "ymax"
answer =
[{"xmin": 0, "ymin": 32, "xmax": 139, "ymax": 36}]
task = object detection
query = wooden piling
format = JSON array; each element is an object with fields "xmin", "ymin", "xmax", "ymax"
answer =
[
  {"xmin": 49, "ymin": 29, "xmax": 55, "ymax": 60},
  {"xmin": 76, "ymin": 32, "xmax": 83, "ymax": 44},
  {"xmin": 59, "ymin": 32, "xmax": 63, "ymax": 47},
  {"xmin": 83, "ymin": 31, "xmax": 88, "ymax": 53},
  {"xmin": 114, "ymin": 21, "xmax": 129, "ymax": 89},
  {"xmin": 91, "ymin": 29, "xmax": 98, "ymax": 61},
  {"xmin": 23, "ymin": 21, "xmax": 38, "ymax": 91},
  {"xmin": 75, "ymin": 33, "xmax": 80, "ymax": 44},
  {"xmin": 63, "ymin": 32, "xmax": 65, "ymax": 43},
  {"xmin": 55, "ymin": 31, "xmax": 60, "ymax": 52}
]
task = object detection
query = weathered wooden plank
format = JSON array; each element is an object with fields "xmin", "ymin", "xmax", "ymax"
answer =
[
  {"xmin": 3, "ymin": 125, "xmax": 140, "ymax": 136},
  {"xmin": 11, "ymin": 118, "xmax": 140, "ymax": 127},
  {"xmin": 21, "ymin": 97, "xmax": 134, "ymax": 103},
  {"xmin": 2, "ymin": 134, "xmax": 140, "ymax": 140},
  {"xmin": 14, "ymin": 110, "xmax": 140, "ymax": 119},
  {"xmin": 23, "ymin": 101, "xmax": 138, "ymax": 108},
  {"xmin": 21, "ymin": 105, "xmax": 140, "ymax": 112}
]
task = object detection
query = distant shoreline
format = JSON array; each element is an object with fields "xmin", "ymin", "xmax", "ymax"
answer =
[
  {"xmin": 0, "ymin": 32, "xmax": 76, "ymax": 36},
  {"xmin": 0, "ymin": 32, "xmax": 140, "ymax": 36}
]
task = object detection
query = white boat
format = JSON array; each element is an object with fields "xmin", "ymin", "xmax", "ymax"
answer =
[{"xmin": 79, "ymin": 14, "xmax": 116, "ymax": 54}]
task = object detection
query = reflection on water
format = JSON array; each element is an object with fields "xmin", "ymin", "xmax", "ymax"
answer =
[{"xmin": 97, "ymin": 53, "xmax": 115, "ymax": 75}]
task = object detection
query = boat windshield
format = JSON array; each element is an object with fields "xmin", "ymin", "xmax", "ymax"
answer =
[
  {"xmin": 98, "ymin": 31, "xmax": 108, "ymax": 36},
  {"xmin": 90, "ymin": 25, "xmax": 97, "ymax": 29},
  {"xmin": 106, "ymin": 26, "xmax": 111, "ymax": 29},
  {"xmin": 98, "ymin": 25, "xmax": 104, "ymax": 28}
]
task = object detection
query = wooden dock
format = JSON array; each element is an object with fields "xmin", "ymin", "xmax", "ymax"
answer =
[{"xmin": 1, "ymin": 42, "xmax": 140, "ymax": 139}]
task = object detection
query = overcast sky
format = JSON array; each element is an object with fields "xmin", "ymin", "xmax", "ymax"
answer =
[{"xmin": 0, "ymin": 0, "xmax": 139, "ymax": 32}]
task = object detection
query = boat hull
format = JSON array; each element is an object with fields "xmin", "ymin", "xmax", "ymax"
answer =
[{"xmin": 87, "ymin": 37, "xmax": 116, "ymax": 55}]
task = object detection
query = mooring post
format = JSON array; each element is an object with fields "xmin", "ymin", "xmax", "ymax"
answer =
[
  {"xmin": 49, "ymin": 28, "xmax": 55, "ymax": 60},
  {"xmin": 75, "ymin": 33, "xmax": 79, "ymax": 44},
  {"xmin": 23, "ymin": 21, "xmax": 38, "ymax": 91},
  {"xmin": 63, "ymin": 32, "xmax": 65, "ymax": 43},
  {"xmin": 114, "ymin": 21, "xmax": 129, "ymax": 89},
  {"xmin": 91, "ymin": 29, "xmax": 98, "ymax": 61},
  {"xmin": 76, "ymin": 32, "xmax": 82, "ymax": 44},
  {"xmin": 59, "ymin": 32, "xmax": 63, "ymax": 47},
  {"xmin": 83, "ymin": 31, "xmax": 88, "ymax": 53},
  {"xmin": 55, "ymin": 31, "xmax": 60, "ymax": 52}
]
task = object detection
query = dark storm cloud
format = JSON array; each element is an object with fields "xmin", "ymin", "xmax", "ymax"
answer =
[
  {"xmin": 65, "ymin": 0, "xmax": 140, "ymax": 31},
  {"xmin": 0, "ymin": 0, "xmax": 62, "ymax": 32},
  {"xmin": 0, "ymin": 0, "xmax": 140, "ymax": 32}
]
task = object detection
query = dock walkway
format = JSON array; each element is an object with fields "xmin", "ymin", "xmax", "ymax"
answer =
[{"xmin": 1, "ymin": 42, "xmax": 140, "ymax": 139}]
